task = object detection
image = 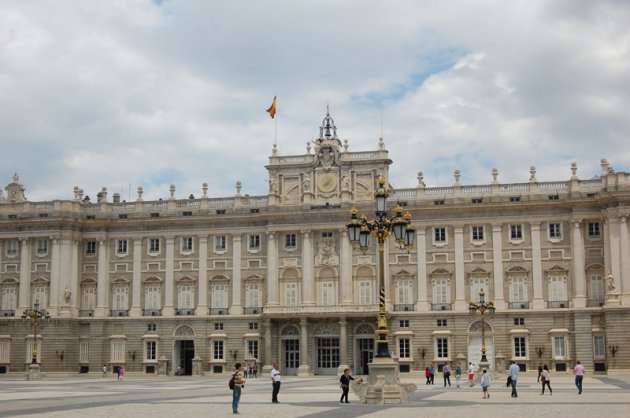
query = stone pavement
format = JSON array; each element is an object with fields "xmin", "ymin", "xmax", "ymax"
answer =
[{"xmin": 1, "ymin": 372, "xmax": 629, "ymax": 418}]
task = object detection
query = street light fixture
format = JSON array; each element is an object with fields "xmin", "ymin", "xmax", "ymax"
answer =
[
  {"xmin": 468, "ymin": 289, "xmax": 495, "ymax": 363},
  {"xmin": 21, "ymin": 299, "xmax": 50, "ymax": 364},
  {"xmin": 346, "ymin": 175, "xmax": 415, "ymax": 358}
]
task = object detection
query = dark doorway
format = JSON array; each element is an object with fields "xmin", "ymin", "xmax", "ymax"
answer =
[
  {"xmin": 179, "ymin": 340, "xmax": 195, "ymax": 375},
  {"xmin": 357, "ymin": 338, "xmax": 374, "ymax": 375}
]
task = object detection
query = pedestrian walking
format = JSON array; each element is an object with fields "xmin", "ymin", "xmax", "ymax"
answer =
[
  {"xmin": 455, "ymin": 365, "xmax": 462, "ymax": 387},
  {"xmin": 102, "ymin": 364, "xmax": 107, "ymax": 378},
  {"xmin": 429, "ymin": 365, "xmax": 435, "ymax": 384},
  {"xmin": 118, "ymin": 366, "xmax": 125, "ymax": 381},
  {"xmin": 481, "ymin": 369, "xmax": 491, "ymax": 399},
  {"xmin": 425, "ymin": 367, "xmax": 431, "ymax": 385},
  {"xmin": 540, "ymin": 365, "xmax": 552, "ymax": 395},
  {"xmin": 339, "ymin": 368, "xmax": 357, "ymax": 403},
  {"xmin": 508, "ymin": 361, "xmax": 520, "ymax": 398},
  {"xmin": 574, "ymin": 360, "xmax": 585, "ymax": 394},
  {"xmin": 443, "ymin": 362, "xmax": 451, "ymax": 387},
  {"xmin": 231, "ymin": 363, "xmax": 246, "ymax": 414},
  {"xmin": 537, "ymin": 362, "xmax": 543, "ymax": 382},
  {"xmin": 468, "ymin": 362, "xmax": 476, "ymax": 387},
  {"xmin": 271, "ymin": 362, "xmax": 281, "ymax": 403}
]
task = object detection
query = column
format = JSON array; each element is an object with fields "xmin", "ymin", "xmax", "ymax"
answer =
[
  {"xmin": 298, "ymin": 317, "xmax": 311, "ymax": 376},
  {"xmin": 197, "ymin": 236, "xmax": 208, "ymax": 315},
  {"xmin": 95, "ymin": 237, "xmax": 109, "ymax": 317},
  {"xmin": 49, "ymin": 237, "xmax": 61, "ymax": 313},
  {"xmin": 69, "ymin": 239, "xmax": 79, "ymax": 316},
  {"xmin": 492, "ymin": 224, "xmax": 505, "ymax": 310},
  {"xmin": 130, "ymin": 239, "xmax": 142, "ymax": 317},
  {"xmin": 18, "ymin": 238, "xmax": 31, "ymax": 310},
  {"xmin": 454, "ymin": 226, "xmax": 466, "ymax": 310},
  {"xmin": 266, "ymin": 232, "xmax": 278, "ymax": 305},
  {"xmin": 57, "ymin": 237, "xmax": 73, "ymax": 316},
  {"xmin": 530, "ymin": 223, "xmax": 544, "ymax": 309},
  {"xmin": 301, "ymin": 229, "xmax": 314, "ymax": 305},
  {"xmin": 231, "ymin": 234, "xmax": 242, "ymax": 315},
  {"xmin": 263, "ymin": 319, "xmax": 273, "ymax": 373},
  {"xmin": 571, "ymin": 219, "xmax": 587, "ymax": 308},
  {"xmin": 607, "ymin": 214, "xmax": 622, "ymax": 284},
  {"xmin": 339, "ymin": 228, "xmax": 353, "ymax": 305},
  {"xmin": 337, "ymin": 317, "xmax": 349, "ymax": 374},
  {"xmin": 618, "ymin": 213, "xmax": 630, "ymax": 302},
  {"xmin": 415, "ymin": 227, "xmax": 428, "ymax": 311},
  {"xmin": 163, "ymin": 237, "xmax": 175, "ymax": 316}
]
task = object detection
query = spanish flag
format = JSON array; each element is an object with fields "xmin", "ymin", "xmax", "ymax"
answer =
[{"xmin": 266, "ymin": 96, "xmax": 277, "ymax": 119}]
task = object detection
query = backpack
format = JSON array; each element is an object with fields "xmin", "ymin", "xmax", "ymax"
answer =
[{"xmin": 228, "ymin": 372, "xmax": 237, "ymax": 390}]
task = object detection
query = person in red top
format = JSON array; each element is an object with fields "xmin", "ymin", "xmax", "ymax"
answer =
[{"xmin": 574, "ymin": 361, "xmax": 585, "ymax": 394}]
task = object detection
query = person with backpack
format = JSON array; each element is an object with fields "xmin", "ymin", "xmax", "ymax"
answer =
[{"xmin": 230, "ymin": 363, "xmax": 246, "ymax": 414}]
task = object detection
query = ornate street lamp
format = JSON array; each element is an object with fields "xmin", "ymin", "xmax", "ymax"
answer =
[
  {"xmin": 346, "ymin": 175, "xmax": 415, "ymax": 358},
  {"xmin": 21, "ymin": 300, "xmax": 50, "ymax": 364},
  {"xmin": 468, "ymin": 289, "xmax": 495, "ymax": 363}
]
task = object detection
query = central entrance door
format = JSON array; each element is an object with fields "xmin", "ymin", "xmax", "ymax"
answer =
[
  {"xmin": 357, "ymin": 338, "xmax": 374, "ymax": 375},
  {"xmin": 316, "ymin": 337, "xmax": 340, "ymax": 375},
  {"xmin": 283, "ymin": 339, "xmax": 300, "ymax": 376},
  {"xmin": 176, "ymin": 340, "xmax": 195, "ymax": 375}
]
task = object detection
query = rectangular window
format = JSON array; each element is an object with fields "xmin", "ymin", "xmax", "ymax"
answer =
[
  {"xmin": 2, "ymin": 287, "xmax": 17, "ymax": 311},
  {"xmin": 589, "ymin": 275, "xmax": 605, "ymax": 302},
  {"xmin": 177, "ymin": 285, "xmax": 194, "ymax": 309},
  {"xmin": 399, "ymin": 320, "xmax": 409, "ymax": 328},
  {"xmin": 6, "ymin": 240, "xmax": 18, "ymax": 256},
  {"xmin": 548, "ymin": 276, "xmax": 567, "ymax": 302},
  {"xmin": 395, "ymin": 280, "xmax": 413, "ymax": 305},
  {"xmin": 510, "ymin": 277, "xmax": 527, "ymax": 302},
  {"xmin": 116, "ymin": 239, "xmax": 128, "ymax": 255},
  {"xmin": 514, "ymin": 337, "xmax": 527, "ymax": 358},
  {"xmin": 436, "ymin": 338, "xmax": 448, "ymax": 359},
  {"xmin": 434, "ymin": 227, "xmax": 446, "ymax": 243},
  {"xmin": 214, "ymin": 323, "xmax": 223, "ymax": 331},
  {"xmin": 36, "ymin": 239, "xmax": 48, "ymax": 255},
  {"xmin": 81, "ymin": 287, "xmax": 96, "ymax": 310},
  {"xmin": 214, "ymin": 235, "xmax": 227, "ymax": 252},
  {"xmin": 147, "ymin": 323, "xmax": 157, "ymax": 331},
  {"xmin": 588, "ymin": 222, "xmax": 600, "ymax": 238},
  {"xmin": 248, "ymin": 322, "xmax": 259, "ymax": 330},
  {"xmin": 79, "ymin": 341, "xmax": 89, "ymax": 363},
  {"xmin": 211, "ymin": 284, "xmax": 228, "ymax": 309},
  {"xmin": 510, "ymin": 225, "xmax": 523, "ymax": 240},
  {"xmin": 549, "ymin": 223, "xmax": 561, "ymax": 239},
  {"xmin": 146, "ymin": 341, "xmax": 157, "ymax": 360},
  {"xmin": 145, "ymin": 286, "xmax": 161, "ymax": 310},
  {"xmin": 399, "ymin": 338, "xmax": 410, "ymax": 359},
  {"xmin": 470, "ymin": 278, "xmax": 486, "ymax": 302},
  {"xmin": 320, "ymin": 281, "xmax": 335, "ymax": 306},
  {"xmin": 359, "ymin": 281, "xmax": 372, "ymax": 305},
  {"xmin": 85, "ymin": 241, "xmax": 97, "ymax": 255},
  {"xmin": 213, "ymin": 340, "xmax": 224, "ymax": 360},
  {"xmin": 181, "ymin": 237, "xmax": 193, "ymax": 253},
  {"xmin": 33, "ymin": 286, "xmax": 48, "ymax": 309},
  {"xmin": 112, "ymin": 287, "xmax": 128, "ymax": 310},
  {"xmin": 0, "ymin": 340, "xmax": 10, "ymax": 363},
  {"xmin": 513, "ymin": 317, "xmax": 525, "ymax": 326},
  {"xmin": 245, "ymin": 283, "xmax": 261, "ymax": 308},
  {"xmin": 284, "ymin": 282, "xmax": 298, "ymax": 306},
  {"xmin": 285, "ymin": 233, "xmax": 297, "ymax": 249},
  {"xmin": 593, "ymin": 336, "xmax": 606, "ymax": 358},
  {"xmin": 472, "ymin": 226, "xmax": 484, "ymax": 241},
  {"xmin": 149, "ymin": 238, "xmax": 160, "ymax": 253},
  {"xmin": 553, "ymin": 336, "xmax": 566, "ymax": 358},
  {"xmin": 433, "ymin": 279, "xmax": 450, "ymax": 304},
  {"xmin": 322, "ymin": 231, "xmax": 333, "ymax": 239},
  {"xmin": 248, "ymin": 340, "xmax": 259, "ymax": 359},
  {"xmin": 111, "ymin": 340, "xmax": 125, "ymax": 362},
  {"xmin": 437, "ymin": 319, "xmax": 447, "ymax": 327},
  {"xmin": 248, "ymin": 234, "xmax": 261, "ymax": 251}
]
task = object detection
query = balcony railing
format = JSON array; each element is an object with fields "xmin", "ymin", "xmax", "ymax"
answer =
[
  {"xmin": 244, "ymin": 307, "xmax": 263, "ymax": 314},
  {"xmin": 79, "ymin": 309, "xmax": 94, "ymax": 317},
  {"xmin": 587, "ymin": 299, "xmax": 605, "ymax": 308},
  {"xmin": 264, "ymin": 304, "xmax": 378, "ymax": 314},
  {"xmin": 431, "ymin": 303, "xmax": 452, "ymax": 311},
  {"xmin": 143, "ymin": 309, "xmax": 162, "ymax": 316},
  {"xmin": 209, "ymin": 308, "xmax": 228, "ymax": 315},
  {"xmin": 393, "ymin": 304, "xmax": 415, "ymax": 312},
  {"xmin": 0, "ymin": 310, "xmax": 15, "ymax": 317},
  {"xmin": 547, "ymin": 301, "xmax": 568, "ymax": 309},
  {"xmin": 175, "ymin": 309, "xmax": 195, "ymax": 316},
  {"xmin": 508, "ymin": 302, "xmax": 530, "ymax": 309},
  {"xmin": 109, "ymin": 309, "xmax": 129, "ymax": 317}
]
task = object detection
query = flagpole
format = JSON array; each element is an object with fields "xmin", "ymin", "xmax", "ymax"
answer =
[{"xmin": 274, "ymin": 113, "xmax": 277, "ymax": 147}]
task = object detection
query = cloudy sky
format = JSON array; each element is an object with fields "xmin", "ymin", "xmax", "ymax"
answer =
[{"xmin": 1, "ymin": 0, "xmax": 629, "ymax": 202}]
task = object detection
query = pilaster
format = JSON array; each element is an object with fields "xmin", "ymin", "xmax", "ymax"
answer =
[
  {"xmin": 454, "ymin": 226, "xmax": 466, "ymax": 310},
  {"xmin": 530, "ymin": 223, "xmax": 544, "ymax": 310},
  {"xmin": 163, "ymin": 237, "xmax": 175, "ymax": 316},
  {"xmin": 196, "ymin": 236, "xmax": 208, "ymax": 315},
  {"xmin": 301, "ymin": 229, "xmax": 314, "ymax": 305},
  {"xmin": 130, "ymin": 239, "xmax": 142, "ymax": 317},
  {"xmin": 572, "ymin": 218, "xmax": 587, "ymax": 308},
  {"xmin": 231, "ymin": 234, "xmax": 242, "ymax": 315},
  {"xmin": 266, "ymin": 232, "xmax": 279, "ymax": 305},
  {"xmin": 415, "ymin": 227, "xmax": 429, "ymax": 311},
  {"xmin": 491, "ymin": 224, "xmax": 505, "ymax": 310}
]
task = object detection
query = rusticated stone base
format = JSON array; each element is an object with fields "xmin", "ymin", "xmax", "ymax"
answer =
[{"xmin": 351, "ymin": 358, "xmax": 417, "ymax": 404}]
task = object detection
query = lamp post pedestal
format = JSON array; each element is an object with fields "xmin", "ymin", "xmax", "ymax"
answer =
[
  {"xmin": 25, "ymin": 363, "xmax": 43, "ymax": 381},
  {"xmin": 351, "ymin": 358, "xmax": 417, "ymax": 404}
]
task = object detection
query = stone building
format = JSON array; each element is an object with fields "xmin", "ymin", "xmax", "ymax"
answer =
[{"xmin": 1, "ymin": 111, "xmax": 629, "ymax": 377}]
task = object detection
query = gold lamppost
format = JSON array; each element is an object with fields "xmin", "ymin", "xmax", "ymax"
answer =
[
  {"xmin": 468, "ymin": 289, "xmax": 495, "ymax": 363},
  {"xmin": 21, "ymin": 299, "xmax": 50, "ymax": 364},
  {"xmin": 346, "ymin": 176, "xmax": 415, "ymax": 358}
]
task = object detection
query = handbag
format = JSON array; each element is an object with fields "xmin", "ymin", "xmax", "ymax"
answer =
[{"xmin": 506, "ymin": 376, "xmax": 512, "ymax": 387}]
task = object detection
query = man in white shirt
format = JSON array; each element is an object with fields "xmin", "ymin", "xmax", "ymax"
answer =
[
  {"xmin": 271, "ymin": 362, "xmax": 281, "ymax": 403},
  {"xmin": 509, "ymin": 361, "xmax": 520, "ymax": 398}
]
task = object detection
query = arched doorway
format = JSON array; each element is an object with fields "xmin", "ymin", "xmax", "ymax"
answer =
[
  {"xmin": 467, "ymin": 320, "xmax": 494, "ymax": 371},
  {"xmin": 173, "ymin": 325, "xmax": 195, "ymax": 375},
  {"xmin": 280, "ymin": 324, "xmax": 300, "ymax": 376},
  {"xmin": 354, "ymin": 323, "xmax": 375, "ymax": 375},
  {"xmin": 314, "ymin": 323, "xmax": 340, "ymax": 375}
]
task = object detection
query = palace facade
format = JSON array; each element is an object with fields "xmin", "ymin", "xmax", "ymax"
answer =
[{"xmin": 1, "ymin": 111, "xmax": 629, "ymax": 377}]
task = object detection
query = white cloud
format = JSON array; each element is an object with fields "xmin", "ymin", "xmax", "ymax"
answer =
[{"xmin": 1, "ymin": 0, "xmax": 629, "ymax": 201}]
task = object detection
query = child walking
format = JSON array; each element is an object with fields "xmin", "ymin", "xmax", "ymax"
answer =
[{"xmin": 480, "ymin": 369, "xmax": 491, "ymax": 399}]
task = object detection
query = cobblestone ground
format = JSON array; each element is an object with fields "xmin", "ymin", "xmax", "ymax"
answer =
[{"xmin": 1, "ymin": 372, "xmax": 629, "ymax": 418}]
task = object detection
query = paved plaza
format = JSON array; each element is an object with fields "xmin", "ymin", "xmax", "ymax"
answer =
[{"xmin": 1, "ymin": 372, "xmax": 629, "ymax": 418}]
